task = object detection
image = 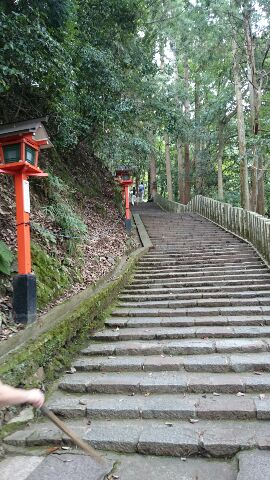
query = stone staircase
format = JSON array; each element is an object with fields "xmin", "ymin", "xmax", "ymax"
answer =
[{"xmin": 4, "ymin": 203, "xmax": 270, "ymax": 478}]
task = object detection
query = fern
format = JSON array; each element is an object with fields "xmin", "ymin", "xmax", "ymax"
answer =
[
  {"xmin": 31, "ymin": 222, "xmax": 57, "ymax": 244},
  {"xmin": 0, "ymin": 241, "xmax": 14, "ymax": 275}
]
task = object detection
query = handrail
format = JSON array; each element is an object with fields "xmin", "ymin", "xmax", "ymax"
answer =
[{"xmin": 155, "ymin": 194, "xmax": 270, "ymax": 264}]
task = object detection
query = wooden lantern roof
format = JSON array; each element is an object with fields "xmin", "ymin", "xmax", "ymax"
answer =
[{"xmin": 0, "ymin": 116, "xmax": 53, "ymax": 149}]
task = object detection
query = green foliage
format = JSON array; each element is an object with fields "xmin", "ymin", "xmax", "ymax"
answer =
[
  {"xmin": 44, "ymin": 173, "xmax": 88, "ymax": 251},
  {"xmin": 31, "ymin": 222, "xmax": 57, "ymax": 245},
  {"xmin": 0, "ymin": 241, "xmax": 13, "ymax": 276},
  {"xmin": 45, "ymin": 203, "xmax": 87, "ymax": 240}
]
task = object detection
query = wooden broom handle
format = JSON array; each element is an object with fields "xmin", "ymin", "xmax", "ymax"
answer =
[{"xmin": 40, "ymin": 405, "xmax": 105, "ymax": 466}]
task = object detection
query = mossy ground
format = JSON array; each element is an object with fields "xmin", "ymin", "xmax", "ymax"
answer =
[
  {"xmin": 0, "ymin": 251, "xmax": 139, "ymax": 390},
  {"xmin": 31, "ymin": 242, "xmax": 70, "ymax": 309}
]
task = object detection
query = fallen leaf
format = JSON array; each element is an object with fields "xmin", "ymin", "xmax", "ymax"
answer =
[{"xmin": 46, "ymin": 446, "xmax": 60, "ymax": 455}]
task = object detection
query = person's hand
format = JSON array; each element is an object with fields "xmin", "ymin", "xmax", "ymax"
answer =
[{"xmin": 26, "ymin": 389, "xmax": 45, "ymax": 408}]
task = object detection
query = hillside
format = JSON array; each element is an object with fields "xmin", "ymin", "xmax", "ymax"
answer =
[{"xmin": 0, "ymin": 143, "xmax": 132, "ymax": 340}]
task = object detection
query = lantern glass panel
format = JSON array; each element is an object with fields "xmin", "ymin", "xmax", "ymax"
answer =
[
  {"xmin": 25, "ymin": 145, "xmax": 36, "ymax": 165},
  {"xmin": 3, "ymin": 143, "xmax": 20, "ymax": 164}
]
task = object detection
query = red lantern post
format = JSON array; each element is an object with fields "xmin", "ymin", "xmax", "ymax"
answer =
[
  {"xmin": 115, "ymin": 168, "xmax": 133, "ymax": 233},
  {"xmin": 0, "ymin": 117, "xmax": 52, "ymax": 324}
]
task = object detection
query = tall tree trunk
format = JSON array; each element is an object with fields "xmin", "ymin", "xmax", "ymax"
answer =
[
  {"xmin": 184, "ymin": 59, "xmax": 191, "ymax": 204},
  {"xmin": 217, "ymin": 122, "xmax": 225, "ymax": 201},
  {"xmin": 164, "ymin": 132, "xmax": 173, "ymax": 200},
  {"xmin": 232, "ymin": 37, "xmax": 250, "ymax": 210},
  {"xmin": 177, "ymin": 138, "xmax": 185, "ymax": 203},
  {"xmin": 194, "ymin": 78, "xmax": 202, "ymax": 194},
  {"xmin": 149, "ymin": 136, "xmax": 157, "ymax": 199},
  {"xmin": 243, "ymin": 6, "xmax": 264, "ymax": 214}
]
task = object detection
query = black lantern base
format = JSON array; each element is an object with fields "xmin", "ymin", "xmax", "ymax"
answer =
[
  {"xmin": 13, "ymin": 274, "xmax": 37, "ymax": 325},
  {"xmin": 125, "ymin": 218, "xmax": 132, "ymax": 233}
]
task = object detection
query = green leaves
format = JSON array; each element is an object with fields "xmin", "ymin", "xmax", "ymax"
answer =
[{"xmin": 0, "ymin": 241, "xmax": 14, "ymax": 276}]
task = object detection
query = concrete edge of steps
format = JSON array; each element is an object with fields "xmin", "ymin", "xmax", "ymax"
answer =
[{"xmin": 133, "ymin": 213, "xmax": 153, "ymax": 249}]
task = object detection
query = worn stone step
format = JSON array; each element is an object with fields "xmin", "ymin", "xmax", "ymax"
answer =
[
  {"xmin": 136, "ymin": 263, "xmax": 264, "ymax": 273},
  {"xmin": 111, "ymin": 305, "xmax": 269, "ymax": 318},
  {"xmin": 58, "ymin": 370, "xmax": 270, "ymax": 395},
  {"xmin": 123, "ymin": 284, "xmax": 270, "ymax": 296},
  {"xmin": 5, "ymin": 417, "xmax": 270, "ymax": 458},
  {"xmin": 72, "ymin": 352, "xmax": 270, "ymax": 374},
  {"xmin": 140, "ymin": 251, "xmax": 258, "ymax": 260},
  {"xmin": 119, "ymin": 290, "xmax": 270, "ymax": 302},
  {"xmin": 126, "ymin": 278, "xmax": 270, "ymax": 290},
  {"xmin": 138, "ymin": 260, "xmax": 260, "ymax": 270},
  {"xmin": 133, "ymin": 268, "xmax": 268, "ymax": 281},
  {"xmin": 47, "ymin": 392, "xmax": 268, "ymax": 421},
  {"xmin": 151, "ymin": 248, "xmax": 250, "ymax": 256},
  {"xmin": 142, "ymin": 252, "xmax": 256, "ymax": 261},
  {"xmin": 81, "ymin": 337, "xmax": 269, "ymax": 357},
  {"xmin": 105, "ymin": 315, "xmax": 270, "ymax": 328},
  {"xmin": 117, "ymin": 297, "xmax": 270, "ymax": 310},
  {"xmin": 131, "ymin": 274, "xmax": 270, "ymax": 288},
  {"xmin": 93, "ymin": 325, "xmax": 270, "ymax": 342},
  {"xmin": 143, "ymin": 249, "xmax": 254, "ymax": 257}
]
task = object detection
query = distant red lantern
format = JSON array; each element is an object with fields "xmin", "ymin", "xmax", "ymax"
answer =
[{"xmin": 115, "ymin": 168, "xmax": 133, "ymax": 232}]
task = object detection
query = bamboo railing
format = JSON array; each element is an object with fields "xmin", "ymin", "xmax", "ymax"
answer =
[{"xmin": 155, "ymin": 194, "xmax": 270, "ymax": 264}]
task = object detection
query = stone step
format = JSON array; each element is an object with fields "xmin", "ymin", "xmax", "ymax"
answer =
[
  {"xmin": 46, "ymin": 392, "xmax": 268, "ymax": 421},
  {"xmin": 58, "ymin": 370, "xmax": 270, "ymax": 395},
  {"xmin": 117, "ymin": 297, "xmax": 270, "ymax": 309},
  {"xmin": 123, "ymin": 284, "xmax": 270, "ymax": 295},
  {"xmin": 139, "ymin": 258, "xmax": 260, "ymax": 268},
  {"xmin": 131, "ymin": 271, "xmax": 270, "ymax": 282},
  {"xmin": 105, "ymin": 315, "xmax": 270, "ymax": 328},
  {"xmin": 93, "ymin": 325, "xmax": 270, "ymax": 342},
  {"xmin": 150, "ymin": 250, "xmax": 252, "ymax": 256},
  {"xmin": 136, "ymin": 262, "xmax": 264, "ymax": 272},
  {"xmin": 133, "ymin": 268, "xmax": 268, "ymax": 281},
  {"xmin": 119, "ymin": 290, "xmax": 270, "ymax": 302},
  {"xmin": 81, "ymin": 337, "xmax": 269, "ymax": 357},
  {"xmin": 126, "ymin": 278, "xmax": 270, "ymax": 290},
  {"xmin": 143, "ymin": 249, "xmax": 254, "ymax": 256},
  {"xmin": 143, "ymin": 249, "xmax": 253, "ymax": 257},
  {"xmin": 135, "ymin": 265, "xmax": 265, "ymax": 276},
  {"xmin": 5, "ymin": 417, "xmax": 270, "ymax": 458},
  {"xmin": 72, "ymin": 352, "xmax": 270, "ymax": 374},
  {"xmin": 111, "ymin": 305, "xmax": 269, "ymax": 318}
]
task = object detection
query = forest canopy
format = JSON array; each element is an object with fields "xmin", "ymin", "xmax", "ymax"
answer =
[{"xmin": 1, "ymin": 0, "xmax": 270, "ymax": 213}]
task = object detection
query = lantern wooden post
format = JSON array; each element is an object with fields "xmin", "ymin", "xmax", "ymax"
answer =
[
  {"xmin": 124, "ymin": 183, "xmax": 132, "ymax": 232},
  {"xmin": 114, "ymin": 168, "xmax": 133, "ymax": 233},
  {"xmin": 0, "ymin": 118, "xmax": 52, "ymax": 324}
]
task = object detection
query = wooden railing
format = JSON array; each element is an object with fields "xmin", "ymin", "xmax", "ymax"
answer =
[{"xmin": 155, "ymin": 194, "xmax": 270, "ymax": 264}]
